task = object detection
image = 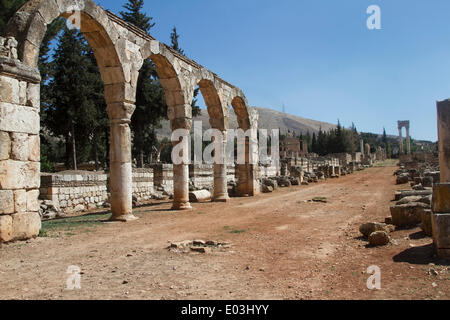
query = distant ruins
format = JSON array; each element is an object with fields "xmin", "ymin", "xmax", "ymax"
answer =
[{"xmin": 398, "ymin": 120, "xmax": 411, "ymax": 155}]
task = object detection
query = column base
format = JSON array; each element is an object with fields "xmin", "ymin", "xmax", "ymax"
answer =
[
  {"xmin": 171, "ymin": 202, "xmax": 192, "ymax": 210},
  {"xmin": 110, "ymin": 214, "xmax": 139, "ymax": 222},
  {"xmin": 213, "ymin": 194, "xmax": 230, "ymax": 202},
  {"xmin": 436, "ymin": 249, "xmax": 450, "ymax": 260}
]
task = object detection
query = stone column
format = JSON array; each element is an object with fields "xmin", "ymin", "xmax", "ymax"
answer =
[
  {"xmin": 0, "ymin": 53, "xmax": 42, "ymax": 243},
  {"xmin": 360, "ymin": 140, "xmax": 364, "ymax": 156},
  {"xmin": 107, "ymin": 103, "xmax": 137, "ymax": 221},
  {"xmin": 171, "ymin": 117, "xmax": 192, "ymax": 210},
  {"xmin": 437, "ymin": 102, "xmax": 450, "ymax": 182},
  {"xmin": 431, "ymin": 100, "xmax": 450, "ymax": 259},
  {"xmin": 236, "ymin": 136, "xmax": 250, "ymax": 196},
  {"xmin": 398, "ymin": 127, "xmax": 404, "ymax": 154},
  {"xmin": 406, "ymin": 127, "xmax": 411, "ymax": 155},
  {"xmin": 213, "ymin": 130, "xmax": 229, "ymax": 202}
]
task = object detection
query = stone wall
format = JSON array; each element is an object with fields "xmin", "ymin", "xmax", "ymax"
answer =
[
  {"xmin": 0, "ymin": 52, "xmax": 42, "ymax": 242},
  {"xmin": 132, "ymin": 169, "xmax": 154, "ymax": 202},
  {"xmin": 151, "ymin": 164, "xmax": 174, "ymax": 192},
  {"xmin": 190, "ymin": 164, "xmax": 214, "ymax": 190},
  {"xmin": 40, "ymin": 172, "xmax": 108, "ymax": 214}
]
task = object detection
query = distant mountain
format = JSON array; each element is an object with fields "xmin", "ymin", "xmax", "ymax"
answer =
[{"xmin": 156, "ymin": 106, "xmax": 336, "ymax": 138}]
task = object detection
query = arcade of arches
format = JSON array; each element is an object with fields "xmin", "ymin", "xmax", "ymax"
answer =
[{"xmin": 0, "ymin": 0, "xmax": 259, "ymax": 242}]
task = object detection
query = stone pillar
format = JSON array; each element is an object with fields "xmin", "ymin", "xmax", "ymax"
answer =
[
  {"xmin": 406, "ymin": 127, "xmax": 411, "ymax": 155},
  {"xmin": 213, "ymin": 130, "xmax": 229, "ymax": 202},
  {"xmin": 0, "ymin": 53, "xmax": 42, "ymax": 242},
  {"xmin": 360, "ymin": 140, "xmax": 364, "ymax": 155},
  {"xmin": 398, "ymin": 127, "xmax": 404, "ymax": 154},
  {"xmin": 431, "ymin": 100, "xmax": 450, "ymax": 259},
  {"xmin": 107, "ymin": 103, "xmax": 137, "ymax": 221},
  {"xmin": 172, "ymin": 162, "xmax": 191, "ymax": 210},
  {"xmin": 437, "ymin": 101, "xmax": 450, "ymax": 182},
  {"xmin": 171, "ymin": 117, "xmax": 192, "ymax": 210}
]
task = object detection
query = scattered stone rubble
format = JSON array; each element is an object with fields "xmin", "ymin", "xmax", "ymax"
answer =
[
  {"xmin": 167, "ymin": 240, "xmax": 232, "ymax": 254},
  {"xmin": 359, "ymin": 151, "xmax": 444, "ymax": 248}
]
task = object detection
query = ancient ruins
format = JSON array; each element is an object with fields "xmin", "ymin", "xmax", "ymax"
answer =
[
  {"xmin": 0, "ymin": 1, "xmax": 448, "ymax": 267},
  {"xmin": 398, "ymin": 120, "xmax": 411, "ymax": 155},
  {"xmin": 0, "ymin": 0, "xmax": 260, "ymax": 241}
]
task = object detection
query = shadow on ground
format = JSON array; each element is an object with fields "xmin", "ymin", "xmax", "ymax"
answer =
[{"xmin": 393, "ymin": 244, "xmax": 450, "ymax": 266}]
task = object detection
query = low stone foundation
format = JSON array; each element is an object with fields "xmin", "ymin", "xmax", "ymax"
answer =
[
  {"xmin": 132, "ymin": 168, "xmax": 154, "ymax": 202},
  {"xmin": 40, "ymin": 171, "xmax": 108, "ymax": 214}
]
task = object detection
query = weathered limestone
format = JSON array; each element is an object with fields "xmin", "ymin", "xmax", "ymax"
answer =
[
  {"xmin": 432, "ymin": 101, "xmax": 450, "ymax": 259},
  {"xmin": 0, "ymin": 45, "xmax": 41, "ymax": 242},
  {"xmin": 390, "ymin": 202, "xmax": 429, "ymax": 227},
  {"xmin": 398, "ymin": 120, "xmax": 411, "ymax": 155},
  {"xmin": 108, "ymin": 105, "xmax": 137, "ymax": 221},
  {"xmin": 1, "ymin": 0, "xmax": 258, "ymax": 241},
  {"xmin": 213, "ymin": 131, "xmax": 229, "ymax": 202},
  {"xmin": 437, "ymin": 101, "xmax": 450, "ymax": 182}
]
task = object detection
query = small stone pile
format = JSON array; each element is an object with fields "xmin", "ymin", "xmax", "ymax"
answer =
[
  {"xmin": 167, "ymin": 240, "xmax": 232, "ymax": 254},
  {"xmin": 39, "ymin": 200, "xmax": 66, "ymax": 220},
  {"xmin": 359, "ymin": 222, "xmax": 396, "ymax": 246}
]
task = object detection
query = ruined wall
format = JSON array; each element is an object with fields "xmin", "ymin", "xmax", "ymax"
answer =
[
  {"xmin": 132, "ymin": 169, "xmax": 154, "ymax": 202},
  {"xmin": 150, "ymin": 164, "xmax": 174, "ymax": 192},
  {"xmin": 40, "ymin": 172, "xmax": 108, "ymax": 214},
  {"xmin": 0, "ymin": 43, "xmax": 41, "ymax": 242}
]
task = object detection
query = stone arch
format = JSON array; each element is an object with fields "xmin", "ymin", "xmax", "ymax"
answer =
[
  {"xmin": 148, "ymin": 52, "xmax": 192, "ymax": 130},
  {"xmin": 197, "ymin": 78, "xmax": 226, "ymax": 131},
  {"xmin": 140, "ymin": 50, "xmax": 193, "ymax": 209},
  {"xmin": 5, "ymin": 0, "xmax": 128, "ymax": 104},
  {"xmin": 2, "ymin": 0, "xmax": 138, "ymax": 224},
  {"xmin": 194, "ymin": 76, "xmax": 229, "ymax": 201},
  {"xmin": 229, "ymin": 94, "xmax": 259, "ymax": 197},
  {"xmin": 231, "ymin": 95, "xmax": 251, "ymax": 131}
]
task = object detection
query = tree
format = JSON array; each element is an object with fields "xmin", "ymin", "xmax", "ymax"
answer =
[
  {"xmin": 45, "ymin": 27, "xmax": 107, "ymax": 170},
  {"xmin": 121, "ymin": 0, "xmax": 167, "ymax": 167},
  {"xmin": 170, "ymin": 26, "xmax": 201, "ymax": 117},
  {"xmin": 120, "ymin": 0, "xmax": 155, "ymax": 33},
  {"xmin": 170, "ymin": 26, "xmax": 184, "ymax": 55},
  {"xmin": 0, "ymin": 0, "xmax": 27, "ymax": 33}
]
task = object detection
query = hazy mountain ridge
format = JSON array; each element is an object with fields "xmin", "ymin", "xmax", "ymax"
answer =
[{"xmin": 156, "ymin": 106, "xmax": 337, "ymax": 138}]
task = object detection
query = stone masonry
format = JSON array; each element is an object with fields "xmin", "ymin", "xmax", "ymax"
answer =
[
  {"xmin": 432, "ymin": 100, "xmax": 450, "ymax": 259},
  {"xmin": 0, "ymin": 0, "xmax": 260, "ymax": 242}
]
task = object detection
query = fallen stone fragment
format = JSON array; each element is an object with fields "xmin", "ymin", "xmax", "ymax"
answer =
[
  {"xmin": 390, "ymin": 202, "xmax": 429, "ymax": 227},
  {"xmin": 189, "ymin": 190, "xmax": 211, "ymax": 203},
  {"xmin": 359, "ymin": 222, "xmax": 389, "ymax": 238},
  {"xmin": 368, "ymin": 231, "xmax": 390, "ymax": 246}
]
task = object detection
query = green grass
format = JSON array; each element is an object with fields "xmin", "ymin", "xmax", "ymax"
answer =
[
  {"xmin": 224, "ymin": 225, "xmax": 246, "ymax": 234},
  {"xmin": 312, "ymin": 197, "xmax": 327, "ymax": 203},
  {"xmin": 40, "ymin": 212, "xmax": 111, "ymax": 237},
  {"xmin": 374, "ymin": 159, "xmax": 398, "ymax": 167},
  {"xmin": 229, "ymin": 229, "xmax": 246, "ymax": 234}
]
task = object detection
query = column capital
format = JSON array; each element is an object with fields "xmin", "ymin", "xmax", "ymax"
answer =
[{"xmin": 106, "ymin": 102, "xmax": 135, "ymax": 122}]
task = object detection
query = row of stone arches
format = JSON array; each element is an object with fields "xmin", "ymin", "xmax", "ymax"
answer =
[{"xmin": 0, "ymin": 0, "xmax": 259, "ymax": 241}]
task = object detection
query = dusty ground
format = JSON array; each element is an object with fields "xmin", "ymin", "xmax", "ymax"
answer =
[{"xmin": 0, "ymin": 164, "xmax": 448, "ymax": 300}]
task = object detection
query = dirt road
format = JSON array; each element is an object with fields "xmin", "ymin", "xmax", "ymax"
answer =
[{"xmin": 0, "ymin": 165, "xmax": 448, "ymax": 300}]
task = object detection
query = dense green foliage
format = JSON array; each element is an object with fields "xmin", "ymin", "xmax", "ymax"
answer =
[{"xmin": 0, "ymin": 0, "xmax": 27, "ymax": 34}]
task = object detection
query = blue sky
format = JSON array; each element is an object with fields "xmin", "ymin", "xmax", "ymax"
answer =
[{"xmin": 94, "ymin": 0, "xmax": 450, "ymax": 141}]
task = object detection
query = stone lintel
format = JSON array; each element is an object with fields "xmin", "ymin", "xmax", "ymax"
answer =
[{"xmin": 0, "ymin": 57, "xmax": 40, "ymax": 83}]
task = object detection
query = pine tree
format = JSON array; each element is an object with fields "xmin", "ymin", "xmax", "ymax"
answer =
[
  {"xmin": 170, "ymin": 26, "xmax": 201, "ymax": 117},
  {"xmin": 121, "ymin": 0, "xmax": 166, "ymax": 167},
  {"xmin": 45, "ymin": 27, "xmax": 107, "ymax": 170},
  {"xmin": 0, "ymin": 0, "xmax": 27, "ymax": 33},
  {"xmin": 120, "ymin": 0, "xmax": 155, "ymax": 33},
  {"xmin": 170, "ymin": 27, "xmax": 184, "ymax": 55}
]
